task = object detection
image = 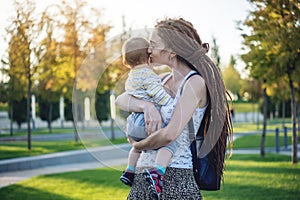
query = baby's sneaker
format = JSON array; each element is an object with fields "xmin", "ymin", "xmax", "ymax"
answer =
[
  {"xmin": 149, "ymin": 168, "xmax": 164, "ymax": 195},
  {"xmin": 120, "ymin": 171, "xmax": 135, "ymax": 187},
  {"xmin": 143, "ymin": 169, "xmax": 159, "ymax": 200}
]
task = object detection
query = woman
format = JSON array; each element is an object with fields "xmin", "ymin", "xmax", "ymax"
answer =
[{"xmin": 116, "ymin": 17, "xmax": 233, "ymax": 200}]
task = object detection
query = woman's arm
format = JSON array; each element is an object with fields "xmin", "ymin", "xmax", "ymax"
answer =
[
  {"xmin": 133, "ymin": 75, "xmax": 207, "ymax": 150},
  {"xmin": 115, "ymin": 92, "xmax": 162, "ymax": 133}
]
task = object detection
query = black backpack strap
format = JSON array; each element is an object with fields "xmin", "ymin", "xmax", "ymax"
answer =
[
  {"xmin": 188, "ymin": 119, "xmax": 195, "ymax": 143},
  {"xmin": 180, "ymin": 71, "xmax": 200, "ymax": 95}
]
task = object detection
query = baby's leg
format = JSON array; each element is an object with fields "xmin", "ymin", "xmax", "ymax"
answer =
[
  {"xmin": 155, "ymin": 148, "xmax": 173, "ymax": 174},
  {"xmin": 146, "ymin": 147, "xmax": 173, "ymax": 195},
  {"xmin": 120, "ymin": 147, "xmax": 141, "ymax": 187},
  {"xmin": 127, "ymin": 147, "xmax": 142, "ymax": 172}
]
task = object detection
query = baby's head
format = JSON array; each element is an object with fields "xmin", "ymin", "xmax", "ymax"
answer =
[{"xmin": 122, "ymin": 37, "xmax": 149, "ymax": 68}]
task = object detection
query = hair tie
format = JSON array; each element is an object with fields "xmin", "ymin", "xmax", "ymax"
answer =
[{"xmin": 202, "ymin": 43, "xmax": 209, "ymax": 53}]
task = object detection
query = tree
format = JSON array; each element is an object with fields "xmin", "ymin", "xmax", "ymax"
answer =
[
  {"xmin": 9, "ymin": 0, "xmax": 45, "ymax": 150},
  {"xmin": 58, "ymin": 0, "xmax": 114, "ymax": 141},
  {"xmin": 210, "ymin": 35, "xmax": 221, "ymax": 68},
  {"xmin": 267, "ymin": 75, "xmax": 291, "ymax": 126},
  {"xmin": 0, "ymin": 82, "xmax": 8, "ymax": 103},
  {"xmin": 95, "ymin": 91, "xmax": 110, "ymax": 123},
  {"xmin": 222, "ymin": 55, "xmax": 243, "ymax": 100},
  {"xmin": 241, "ymin": 78, "xmax": 263, "ymax": 124},
  {"xmin": 1, "ymin": 32, "xmax": 26, "ymax": 135},
  {"xmin": 239, "ymin": 0, "xmax": 300, "ymax": 162},
  {"xmin": 38, "ymin": 98, "xmax": 59, "ymax": 132},
  {"xmin": 37, "ymin": 4, "xmax": 64, "ymax": 133},
  {"xmin": 8, "ymin": 98, "xmax": 27, "ymax": 129},
  {"xmin": 2, "ymin": 0, "xmax": 43, "ymax": 142}
]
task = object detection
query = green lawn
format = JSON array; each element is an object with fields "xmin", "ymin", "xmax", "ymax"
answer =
[
  {"xmin": 0, "ymin": 126, "xmax": 123, "ymax": 137},
  {"xmin": 0, "ymin": 137, "xmax": 128, "ymax": 160},
  {"xmin": 0, "ymin": 154, "xmax": 298, "ymax": 200},
  {"xmin": 233, "ymin": 133, "xmax": 293, "ymax": 149},
  {"xmin": 233, "ymin": 120, "xmax": 293, "ymax": 133},
  {"xmin": 0, "ymin": 128, "xmax": 75, "ymax": 137},
  {"xmin": 232, "ymin": 102, "xmax": 258, "ymax": 113}
]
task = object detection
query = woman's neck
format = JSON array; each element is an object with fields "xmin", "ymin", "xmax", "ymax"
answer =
[{"xmin": 171, "ymin": 62, "xmax": 191, "ymax": 84}]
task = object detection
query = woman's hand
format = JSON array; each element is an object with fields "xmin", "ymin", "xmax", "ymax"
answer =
[
  {"xmin": 143, "ymin": 103, "xmax": 162, "ymax": 135},
  {"xmin": 127, "ymin": 135, "xmax": 136, "ymax": 145}
]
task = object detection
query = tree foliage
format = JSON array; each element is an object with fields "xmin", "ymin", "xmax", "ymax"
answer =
[
  {"xmin": 210, "ymin": 35, "xmax": 221, "ymax": 68},
  {"xmin": 8, "ymin": 98, "xmax": 27, "ymax": 129},
  {"xmin": 1, "ymin": 0, "xmax": 136, "ymax": 138},
  {"xmin": 222, "ymin": 55, "xmax": 243, "ymax": 100},
  {"xmin": 239, "ymin": 0, "xmax": 300, "ymax": 163}
]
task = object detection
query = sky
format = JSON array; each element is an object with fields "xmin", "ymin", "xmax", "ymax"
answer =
[{"xmin": 0, "ymin": 0, "xmax": 252, "ymax": 77}]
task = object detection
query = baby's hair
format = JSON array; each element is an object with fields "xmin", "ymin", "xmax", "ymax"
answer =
[{"xmin": 122, "ymin": 37, "xmax": 149, "ymax": 68}]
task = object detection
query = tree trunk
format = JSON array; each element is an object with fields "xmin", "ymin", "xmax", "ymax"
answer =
[
  {"xmin": 48, "ymin": 102, "xmax": 53, "ymax": 133},
  {"xmin": 288, "ymin": 78, "xmax": 297, "ymax": 164},
  {"xmin": 297, "ymin": 100, "xmax": 300, "ymax": 142},
  {"xmin": 252, "ymin": 102, "xmax": 255, "ymax": 123},
  {"xmin": 261, "ymin": 86, "xmax": 267, "ymax": 158},
  {"xmin": 73, "ymin": 90, "xmax": 79, "ymax": 143},
  {"xmin": 10, "ymin": 101, "xmax": 14, "ymax": 136},
  {"xmin": 73, "ymin": 120, "xmax": 79, "ymax": 143},
  {"xmin": 282, "ymin": 99, "xmax": 286, "ymax": 128}
]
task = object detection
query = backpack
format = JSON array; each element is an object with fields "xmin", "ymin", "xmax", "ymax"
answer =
[{"xmin": 188, "ymin": 112, "xmax": 226, "ymax": 190}]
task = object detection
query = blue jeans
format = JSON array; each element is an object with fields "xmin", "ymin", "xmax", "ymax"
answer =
[{"xmin": 126, "ymin": 112, "xmax": 176, "ymax": 154}]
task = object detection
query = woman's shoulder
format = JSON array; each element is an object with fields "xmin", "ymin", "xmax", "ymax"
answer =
[
  {"xmin": 186, "ymin": 72, "xmax": 206, "ymax": 89},
  {"xmin": 182, "ymin": 72, "xmax": 207, "ymax": 106}
]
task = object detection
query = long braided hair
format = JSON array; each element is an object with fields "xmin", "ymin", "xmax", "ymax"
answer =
[{"xmin": 155, "ymin": 17, "xmax": 233, "ymax": 178}]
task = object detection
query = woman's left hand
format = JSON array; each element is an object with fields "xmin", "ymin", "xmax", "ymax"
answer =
[
  {"xmin": 143, "ymin": 103, "xmax": 162, "ymax": 135},
  {"xmin": 127, "ymin": 135, "xmax": 136, "ymax": 146}
]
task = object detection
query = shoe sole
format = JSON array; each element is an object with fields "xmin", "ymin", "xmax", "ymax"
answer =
[
  {"xmin": 120, "ymin": 176, "xmax": 132, "ymax": 187},
  {"xmin": 143, "ymin": 169, "xmax": 159, "ymax": 200}
]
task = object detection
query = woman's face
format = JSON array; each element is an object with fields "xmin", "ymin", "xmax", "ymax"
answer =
[{"xmin": 148, "ymin": 30, "xmax": 171, "ymax": 66}]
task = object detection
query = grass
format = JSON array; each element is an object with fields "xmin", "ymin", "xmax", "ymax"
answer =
[
  {"xmin": 0, "ymin": 126, "xmax": 123, "ymax": 137},
  {"xmin": 0, "ymin": 154, "xmax": 299, "ymax": 200},
  {"xmin": 0, "ymin": 128, "xmax": 75, "ymax": 137},
  {"xmin": 0, "ymin": 141, "xmax": 84, "ymax": 160},
  {"xmin": 0, "ymin": 137, "xmax": 128, "ymax": 160},
  {"xmin": 233, "ymin": 120, "xmax": 293, "ymax": 133},
  {"xmin": 233, "ymin": 133, "xmax": 293, "ymax": 149},
  {"xmin": 233, "ymin": 102, "xmax": 258, "ymax": 113},
  {"xmin": 202, "ymin": 154, "xmax": 300, "ymax": 200}
]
